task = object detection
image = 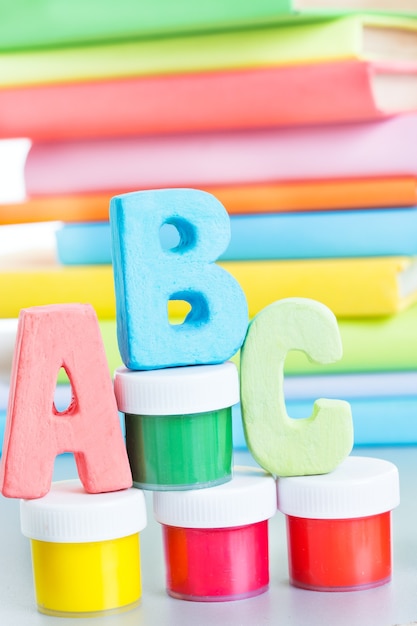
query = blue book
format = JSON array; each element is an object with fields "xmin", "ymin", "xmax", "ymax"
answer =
[
  {"xmin": 1, "ymin": 394, "xmax": 416, "ymax": 455},
  {"xmin": 0, "ymin": 395, "xmax": 416, "ymax": 455},
  {"xmin": 55, "ymin": 206, "xmax": 417, "ymax": 265},
  {"xmin": 233, "ymin": 369, "xmax": 417, "ymax": 447},
  {"xmin": 2, "ymin": 378, "xmax": 417, "ymax": 454},
  {"xmin": 232, "ymin": 395, "xmax": 417, "ymax": 448}
]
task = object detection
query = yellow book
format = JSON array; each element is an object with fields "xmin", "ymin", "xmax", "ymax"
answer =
[
  {"xmin": 219, "ymin": 256, "xmax": 417, "ymax": 317},
  {"xmin": 1, "ymin": 256, "xmax": 417, "ymax": 319},
  {"xmin": 1, "ymin": 14, "xmax": 417, "ymax": 87}
]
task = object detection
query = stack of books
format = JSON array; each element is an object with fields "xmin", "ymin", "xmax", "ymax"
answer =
[{"xmin": 1, "ymin": 0, "xmax": 417, "ymax": 448}]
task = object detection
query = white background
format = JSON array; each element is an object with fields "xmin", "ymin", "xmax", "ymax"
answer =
[
  {"xmin": 0, "ymin": 139, "xmax": 58, "ymax": 257},
  {"xmin": 0, "ymin": 138, "xmax": 30, "ymax": 202}
]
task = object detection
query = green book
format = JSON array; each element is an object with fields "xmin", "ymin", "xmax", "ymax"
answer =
[
  {"xmin": 43, "ymin": 302, "xmax": 417, "ymax": 383},
  {"xmin": 1, "ymin": 13, "xmax": 417, "ymax": 87},
  {"xmin": 0, "ymin": 0, "xmax": 296, "ymax": 51},
  {"xmin": 98, "ymin": 302, "xmax": 417, "ymax": 377},
  {"xmin": 1, "ymin": 1, "xmax": 415, "ymax": 52},
  {"xmin": 285, "ymin": 303, "xmax": 417, "ymax": 375},
  {"xmin": 2, "ymin": 305, "xmax": 417, "ymax": 384}
]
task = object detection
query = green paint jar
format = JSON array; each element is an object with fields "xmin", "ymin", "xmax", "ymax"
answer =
[{"xmin": 114, "ymin": 362, "xmax": 238, "ymax": 490}]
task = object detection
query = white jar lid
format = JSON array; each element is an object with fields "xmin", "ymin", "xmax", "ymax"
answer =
[
  {"xmin": 153, "ymin": 466, "xmax": 277, "ymax": 528},
  {"xmin": 20, "ymin": 480, "xmax": 147, "ymax": 543},
  {"xmin": 114, "ymin": 362, "xmax": 239, "ymax": 415},
  {"xmin": 277, "ymin": 456, "xmax": 400, "ymax": 520}
]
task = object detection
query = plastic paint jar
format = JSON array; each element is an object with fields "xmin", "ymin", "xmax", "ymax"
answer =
[
  {"xmin": 277, "ymin": 455, "xmax": 400, "ymax": 592},
  {"xmin": 153, "ymin": 466, "xmax": 277, "ymax": 602},
  {"xmin": 114, "ymin": 362, "xmax": 238, "ymax": 490},
  {"xmin": 20, "ymin": 479, "xmax": 147, "ymax": 617}
]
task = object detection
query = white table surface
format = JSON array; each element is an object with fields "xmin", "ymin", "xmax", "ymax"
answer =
[{"xmin": 1, "ymin": 446, "xmax": 416, "ymax": 626}]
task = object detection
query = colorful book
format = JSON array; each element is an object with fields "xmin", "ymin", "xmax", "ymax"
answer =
[
  {"xmin": 1, "ymin": 384, "xmax": 416, "ymax": 451},
  {"xmin": 0, "ymin": 395, "xmax": 416, "ymax": 451},
  {"xmin": 2, "ymin": 61, "xmax": 417, "ymax": 141},
  {"xmin": 1, "ymin": 256, "xmax": 417, "ymax": 318},
  {"xmin": 232, "ymin": 395, "xmax": 417, "ymax": 448},
  {"xmin": 242, "ymin": 301, "xmax": 417, "ymax": 374},
  {"xmin": 7, "ymin": 305, "xmax": 417, "ymax": 384},
  {"xmin": 2, "ymin": 15, "xmax": 417, "ymax": 88},
  {"xmin": 3, "ymin": 177, "xmax": 417, "ymax": 224},
  {"xmin": 284, "ymin": 370, "xmax": 417, "ymax": 398},
  {"xmin": 24, "ymin": 114, "xmax": 417, "ymax": 196},
  {"xmin": 0, "ymin": 0, "xmax": 299, "ymax": 51},
  {"xmin": 54, "ymin": 206, "xmax": 417, "ymax": 265},
  {"xmin": 286, "ymin": 304, "xmax": 417, "ymax": 375},
  {"xmin": 221, "ymin": 256, "xmax": 417, "ymax": 317},
  {"xmin": 5, "ymin": 298, "xmax": 417, "ymax": 382},
  {"xmin": 3, "ymin": 320, "xmax": 417, "ymax": 449},
  {"xmin": 293, "ymin": 0, "xmax": 417, "ymax": 15},
  {"xmin": 4, "ymin": 311, "xmax": 417, "ymax": 383},
  {"xmin": 2, "ymin": 1, "xmax": 416, "ymax": 53},
  {"xmin": 3, "ymin": 373, "xmax": 417, "ymax": 449}
]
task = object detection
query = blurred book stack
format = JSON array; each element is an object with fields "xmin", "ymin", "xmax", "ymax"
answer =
[{"xmin": 1, "ymin": 0, "xmax": 417, "ymax": 449}]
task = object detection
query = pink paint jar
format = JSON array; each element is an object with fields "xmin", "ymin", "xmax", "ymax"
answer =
[
  {"xmin": 153, "ymin": 466, "xmax": 277, "ymax": 602},
  {"xmin": 277, "ymin": 456, "xmax": 400, "ymax": 592}
]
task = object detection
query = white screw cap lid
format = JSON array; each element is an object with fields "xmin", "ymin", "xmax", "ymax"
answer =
[
  {"xmin": 153, "ymin": 466, "xmax": 277, "ymax": 528},
  {"xmin": 277, "ymin": 456, "xmax": 400, "ymax": 520},
  {"xmin": 114, "ymin": 361, "xmax": 239, "ymax": 415},
  {"xmin": 20, "ymin": 479, "xmax": 147, "ymax": 543}
]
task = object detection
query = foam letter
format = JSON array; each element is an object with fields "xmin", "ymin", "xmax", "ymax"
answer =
[
  {"xmin": 110, "ymin": 188, "xmax": 248, "ymax": 369},
  {"xmin": 240, "ymin": 298, "xmax": 353, "ymax": 477},
  {"xmin": 0, "ymin": 304, "xmax": 132, "ymax": 498}
]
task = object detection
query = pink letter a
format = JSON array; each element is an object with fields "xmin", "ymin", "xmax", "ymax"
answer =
[{"xmin": 0, "ymin": 304, "xmax": 132, "ymax": 498}]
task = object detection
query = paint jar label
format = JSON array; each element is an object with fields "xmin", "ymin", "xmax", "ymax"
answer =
[
  {"xmin": 31, "ymin": 534, "xmax": 142, "ymax": 616},
  {"xmin": 286, "ymin": 513, "xmax": 392, "ymax": 591},
  {"xmin": 125, "ymin": 407, "xmax": 232, "ymax": 490},
  {"xmin": 162, "ymin": 521, "xmax": 269, "ymax": 601}
]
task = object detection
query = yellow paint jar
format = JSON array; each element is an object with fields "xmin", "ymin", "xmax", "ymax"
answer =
[{"xmin": 20, "ymin": 479, "xmax": 147, "ymax": 617}]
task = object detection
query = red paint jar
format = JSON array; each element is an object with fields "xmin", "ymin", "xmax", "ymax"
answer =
[
  {"xmin": 277, "ymin": 456, "xmax": 400, "ymax": 592},
  {"xmin": 153, "ymin": 466, "xmax": 277, "ymax": 602}
]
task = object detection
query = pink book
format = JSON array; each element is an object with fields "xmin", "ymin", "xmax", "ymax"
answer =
[
  {"xmin": 25, "ymin": 113, "xmax": 417, "ymax": 196},
  {"xmin": 1, "ymin": 61, "xmax": 416, "ymax": 141}
]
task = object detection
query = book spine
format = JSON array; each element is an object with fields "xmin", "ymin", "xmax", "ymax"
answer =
[
  {"xmin": 24, "ymin": 115, "xmax": 417, "ymax": 196},
  {"xmin": 0, "ymin": 0, "xmax": 293, "ymax": 51},
  {"xmin": 0, "ymin": 61, "xmax": 382, "ymax": 141},
  {"xmin": 54, "ymin": 207, "xmax": 417, "ymax": 265},
  {"xmin": 0, "ymin": 19, "xmax": 356, "ymax": 88},
  {"xmin": 0, "ymin": 258, "xmax": 406, "ymax": 319},
  {"xmin": 2, "ymin": 178, "xmax": 417, "ymax": 225}
]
